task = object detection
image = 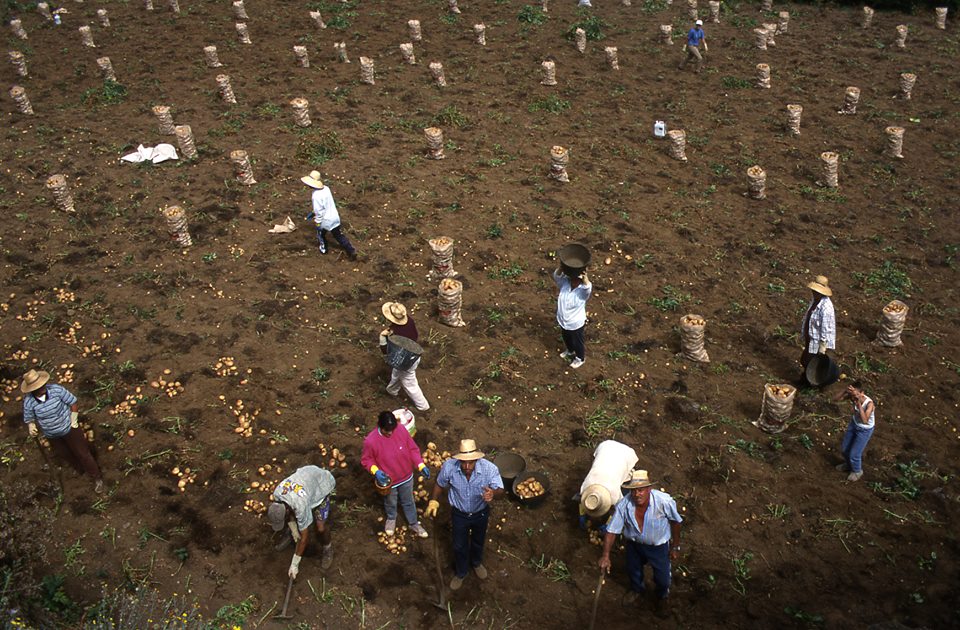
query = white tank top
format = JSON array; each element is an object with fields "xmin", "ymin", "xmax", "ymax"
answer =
[{"xmin": 853, "ymin": 396, "xmax": 875, "ymax": 429}]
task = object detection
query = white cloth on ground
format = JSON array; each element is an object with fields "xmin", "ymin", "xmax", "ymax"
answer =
[
  {"xmin": 268, "ymin": 216, "xmax": 297, "ymax": 234},
  {"xmin": 120, "ymin": 144, "xmax": 179, "ymax": 164}
]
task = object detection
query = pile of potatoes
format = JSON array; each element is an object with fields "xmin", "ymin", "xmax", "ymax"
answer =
[
  {"xmin": 15, "ymin": 299, "xmax": 43, "ymax": 322},
  {"xmin": 377, "ymin": 526, "xmax": 409, "ymax": 555},
  {"xmin": 58, "ymin": 321, "xmax": 82, "ymax": 345},
  {"xmin": 588, "ymin": 526, "xmax": 604, "ymax": 546},
  {"xmin": 55, "ymin": 287, "xmax": 76, "ymax": 303},
  {"xmin": 421, "ymin": 442, "xmax": 451, "ymax": 469},
  {"xmin": 682, "ymin": 315, "xmax": 706, "ymax": 327},
  {"xmin": 220, "ymin": 396, "xmax": 259, "ymax": 437},
  {"xmin": 109, "ymin": 390, "xmax": 144, "ymax": 420},
  {"xmin": 170, "ymin": 466, "xmax": 197, "ymax": 493},
  {"xmin": 150, "ymin": 369, "xmax": 184, "ymax": 398},
  {"xmin": 213, "ymin": 357, "xmax": 239, "ymax": 377},
  {"xmin": 766, "ymin": 384, "xmax": 795, "ymax": 399},
  {"xmin": 243, "ymin": 498, "xmax": 267, "ymax": 514},
  {"xmin": 10, "ymin": 349, "xmax": 29, "ymax": 359},
  {"xmin": 433, "ymin": 236, "xmax": 452, "ymax": 248},
  {"xmin": 318, "ymin": 443, "xmax": 348, "ymax": 469},
  {"xmin": 515, "ymin": 478, "xmax": 546, "ymax": 499},
  {"xmin": 57, "ymin": 363, "xmax": 75, "ymax": 384},
  {"xmin": 884, "ymin": 301, "xmax": 907, "ymax": 314},
  {"xmin": 439, "ymin": 278, "xmax": 459, "ymax": 291}
]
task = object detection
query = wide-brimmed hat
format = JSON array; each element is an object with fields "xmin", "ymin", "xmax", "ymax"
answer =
[
  {"xmin": 453, "ymin": 439, "xmax": 484, "ymax": 461},
  {"xmin": 267, "ymin": 502, "xmax": 287, "ymax": 532},
  {"xmin": 807, "ymin": 275, "xmax": 833, "ymax": 297},
  {"xmin": 581, "ymin": 484, "xmax": 614, "ymax": 518},
  {"xmin": 381, "ymin": 302, "xmax": 408, "ymax": 325},
  {"xmin": 622, "ymin": 469, "xmax": 655, "ymax": 489},
  {"xmin": 300, "ymin": 170, "xmax": 325, "ymax": 189},
  {"xmin": 21, "ymin": 369, "xmax": 50, "ymax": 394}
]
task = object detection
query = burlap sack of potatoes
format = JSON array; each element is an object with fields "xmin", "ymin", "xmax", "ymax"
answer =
[
  {"xmin": 757, "ymin": 384, "xmax": 796, "ymax": 434},
  {"xmin": 679, "ymin": 314, "xmax": 710, "ymax": 362},
  {"xmin": 876, "ymin": 300, "xmax": 908, "ymax": 347}
]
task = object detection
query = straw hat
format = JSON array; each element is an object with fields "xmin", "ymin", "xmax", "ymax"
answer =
[
  {"xmin": 622, "ymin": 469, "xmax": 655, "ymax": 489},
  {"xmin": 580, "ymin": 484, "xmax": 614, "ymax": 518},
  {"xmin": 807, "ymin": 275, "xmax": 833, "ymax": 297},
  {"xmin": 381, "ymin": 302, "xmax": 408, "ymax": 325},
  {"xmin": 21, "ymin": 369, "xmax": 50, "ymax": 394},
  {"xmin": 300, "ymin": 170, "xmax": 325, "ymax": 189},
  {"xmin": 267, "ymin": 502, "xmax": 287, "ymax": 532},
  {"xmin": 453, "ymin": 439, "xmax": 484, "ymax": 461}
]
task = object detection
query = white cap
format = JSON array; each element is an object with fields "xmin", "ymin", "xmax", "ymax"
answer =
[{"xmin": 695, "ymin": 19, "xmax": 703, "ymax": 25}]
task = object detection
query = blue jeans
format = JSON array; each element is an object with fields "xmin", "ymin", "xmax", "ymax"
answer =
[
  {"xmin": 384, "ymin": 478, "xmax": 417, "ymax": 525},
  {"xmin": 451, "ymin": 507, "xmax": 489, "ymax": 578},
  {"xmin": 841, "ymin": 421, "xmax": 874, "ymax": 473},
  {"xmin": 625, "ymin": 541, "xmax": 671, "ymax": 599}
]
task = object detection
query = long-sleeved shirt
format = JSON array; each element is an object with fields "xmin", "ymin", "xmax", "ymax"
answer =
[
  {"xmin": 553, "ymin": 270, "xmax": 592, "ymax": 331},
  {"xmin": 310, "ymin": 186, "xmax": 341, "ymax": 231},
  {"xmin": 22, "ymin": 384, "xmax": 76, "ymax": 438},
  {"xmin": 579, "ymin": 440, "xmax": 639, "ymax": 506},
  {"xmin": 379, "ymin": 317, "xmax": 419, "ymax": 354},
  {"xmin": 802, "ymin": 297, "xmax": 836, "ymax": 353},
  {"xmin": 272, "ymin": 465, "xmax": 336, "ymax": 531},
  {"xmin": 360, "ymin": 425, "xmax": 423, "ymax": 487},
  {"xmin": 436, "ymin": 458, "xmax": 504, "ymax": 514},
  {"xmin": 606, "ymin": 489, "xmax": 683, "ymax": 546}
]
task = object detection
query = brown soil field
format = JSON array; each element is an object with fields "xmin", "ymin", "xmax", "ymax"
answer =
[{"xmin": 1, "ymin": 0, "xmax": 959, "ymax": 627}]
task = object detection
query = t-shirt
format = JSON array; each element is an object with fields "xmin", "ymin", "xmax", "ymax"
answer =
[
  {"xmin": 272, "ymin": 465, "xmax": 336, "ymax": 531},
  {"xmin": 687, "ymin": 27, "xmax": 705, "ymax": 47},
  {"xmin": 553, "ymin": 270, "xmax": 592, "ymax": 331},
  {"xmin": 22, "ymin": 384, "xmax": 76, "ymax": 438}
]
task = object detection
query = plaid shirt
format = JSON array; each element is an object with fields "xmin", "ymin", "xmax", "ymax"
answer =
[
  {"xmin": 22, "ymin": 384, "xmax": 76, "ymax": 438},
  {"xmin": 436, "ymin": 458, "xmax": 503, "ymax": 513},
  {"xmin": 803, "ymin": 297, "xmax": 836, "ymax": 352}
]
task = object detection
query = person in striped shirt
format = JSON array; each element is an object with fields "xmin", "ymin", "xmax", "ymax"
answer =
[
  {"xmin": 599, "ymin": 470, "xmax": 682, "ymax": 611},
  {"xmin": 21, "ymin": 369, "xmax": 103, "ymax": 493}
]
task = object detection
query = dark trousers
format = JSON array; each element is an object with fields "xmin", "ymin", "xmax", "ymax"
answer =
[
  {"xmin": 625, "ymin": 540, "xmax": 671, "ymax": 599},
  {"xmin": 317, "ymin": 225, "xmax": 355, "ymax": 255},
  {"xmin": 451, "ymin": 507, "xmax": 489, "ymax": 578},
  {"xmin": 49, "ymin": 427, "xmax": 102, "ymax": 480},
  {"xmin": 561, "ymin": 326, "xmax": 585, "ymax": 360}
]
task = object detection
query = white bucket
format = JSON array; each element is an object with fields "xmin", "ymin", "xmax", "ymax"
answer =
[
  {"xmin": 654, "ymin": 121, "xmax": 666, "ymax": 138},
  {"xmin": 393, "ymin": 408, "xmax": 416, "ymax": 437}
]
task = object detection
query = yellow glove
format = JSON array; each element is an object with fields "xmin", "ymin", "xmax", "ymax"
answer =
[
  {"xmin": 70, "ymin": 411, "xmax": 79, "ymax": 429},
  {"xmin": 425, "ymin": 500, "xmax": 440, "ymax": 519},
  {"xmin": 28, "ymin": 422, "xmax": 38, "ymax": 437}
]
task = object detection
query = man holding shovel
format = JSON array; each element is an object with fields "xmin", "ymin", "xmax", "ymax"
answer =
[
  {"xmin": 599, "ymin": 470, "xmax": 683, "ymax": 612},
  {"xmin": 268, "ymin": 465, "xmax": 336, "ymax": 580},
  {"xmin": 21, "ymin": 369, "xmax": 103, "ymax": 494},
  {"xmin": 425, "ymin": 439, "xmax": 504, "ymax": 591}
]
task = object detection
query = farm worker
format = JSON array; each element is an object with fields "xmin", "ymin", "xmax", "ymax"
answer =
[
  {"xmin": 800, "ymin": 275, "xmax": 836, "ymax": 374},
  {"xmin": 576, "ymin": 440, "xmax": 639, "ymax": 529},
  {"xmin": 21, "ymin": 369, "xmax": 103, "ymax": 493},
  {"xmin": 380, "ymin": 301, "xmax": 430, "ymax": 411},
  {"xmin": 268, "ymin": 465, "xmax": 336, "ymax": 579},
  {"xmin": 361, "ymin": 410, "xmax": 431, "ymax": 539},
  {"xmin": 833, "ymin": 381, "xmax": 876, "ymax": 482},
  {"xmin": 553, "ymin": 266, "xmax": 593, "ymax": 369},
  {"xmin": 678, "ymin": 19, "xmax": 708, "ymax": 73},
  {"xmin": 425, "ymin": 439, "xmax": 505, "ymax": 591},
  {"xmin": 301, "ymin": 170, "xmax": 357, "ymax": 260},
  {"xmin": 599, "ymin": 470, "xmax": 683, "ymax": 611}
]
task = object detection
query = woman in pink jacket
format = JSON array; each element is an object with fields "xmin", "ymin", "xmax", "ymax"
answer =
[{"xmin": 361, "ymin": 411, "xmax": 431, "ymax": 538}]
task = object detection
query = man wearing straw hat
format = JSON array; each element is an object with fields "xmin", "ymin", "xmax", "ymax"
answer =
[
  {"xmin": 267, "ymin": 464, "xmax": 336, "ymax": 580},
  {"xmin": 21, "ymin": 369, "xmax": 103, "ymax": 493},
  {"xmin": 379, "ymin": 301, "xmax": 430, "ymax": 411},
  {"xmin": 301, "ymin": 170, "xmax": 357, "ymax": 260},
  {"xmin": 800, "ymin": 275, "xmax": 836, "ymax": 376},
  {"xmin": 599, "ymin": 470, "xmax": 683, "ymax": 610},
  {"xmin": 425, "ymin": 439, "xmax": 504, "ymax": 591},
  {"xmin": 576, "ymin": 440, "xmax": 639, "ymax": 529},
  {"xmin": 361, "ymin": 410, "xmax": 432, "ymax": 539}
]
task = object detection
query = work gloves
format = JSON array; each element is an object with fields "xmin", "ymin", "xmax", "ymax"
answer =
[
  {"xmin": 374, "ymin": 470, "xmax": 390, "ymax": 486},
  {"xmin": 418, "ymin": 465, "xmax": 431, "ymax": 480},
  {"xmin": 27, "ymin": 422, "xmax": 38, "ymax": 437},
  {"xmin": 288, "ymin": 554, "xmax": 301, "ymax": 580},
  {"xmin": 425, "ymin": 499, "xmax": 440, "ymax": 519},
  {"xmin": 817, "ymin": 340, "xmax": 828, "ymax": 354},
  {"xmin": 70, "ymin": 411, "xmax": 79, "ymax": 429}
]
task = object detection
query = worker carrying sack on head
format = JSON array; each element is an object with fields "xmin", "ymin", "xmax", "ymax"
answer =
[
  {"xmin": 575, "ymin": 440, "xmax": 639, "ymax": 531},
  {"xmin": 268, "ymin": 465, "xmax": 336, "ymax": 580}
]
